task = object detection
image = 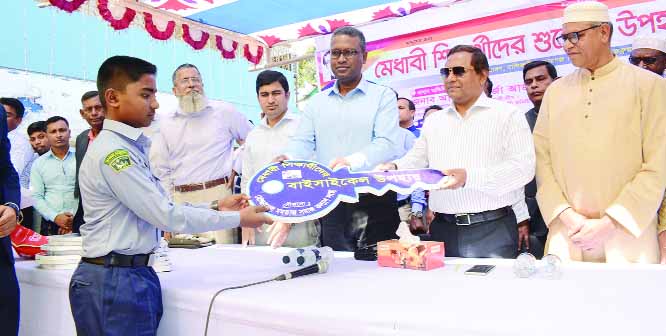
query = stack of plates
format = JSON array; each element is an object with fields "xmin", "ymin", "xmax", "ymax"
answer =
[
  {"xmin": 35, "ymin": 254, "xmax": 81, "ymax": 270},
  {"xmin": 36, "ymin": 234, "xmax": 84, "ymax": 270}
]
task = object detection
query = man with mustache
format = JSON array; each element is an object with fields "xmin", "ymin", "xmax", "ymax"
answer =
[
  {"xmin": 73, "ymin": 91, "xmax": 105, "ymax": 233},
  {"xmin": 30, "ymin": 116, "xmax": 78, "ymax": 235},
  {"xmin": 150, "ymin": 64, "xmax": 252, "ymax": 243},
  {"xmin": 379, "ymin": 45, "xmax": 535, "ymax": 258},
  {"xmin": 277, "ymin": 27, "xmax": 403, "ymax": 251},
  {"xmin": 534, "ymin": 2, "xmax": 666, "ymax": 263},
  {"xmin": 522, "ymin": 60, "xmax": 558, "ymax": 257}
]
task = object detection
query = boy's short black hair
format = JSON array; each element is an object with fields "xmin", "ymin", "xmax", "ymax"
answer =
[{"xmin": 97, "ymin": 56, "xmax": 157, "ymax": 107}]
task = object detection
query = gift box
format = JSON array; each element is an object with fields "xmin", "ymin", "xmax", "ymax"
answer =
[{"xmin": 377, "ymin": 240, "xmax": 444, "ymax": 271}]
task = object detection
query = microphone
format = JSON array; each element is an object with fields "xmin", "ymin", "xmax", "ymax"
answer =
[
  {"xmin": 282, "ymin": 246, "xmax": 334, "ymax": 266},
  {"xmin": 274, "ymin": 260, "xmax": 329, "ymax": 281}
]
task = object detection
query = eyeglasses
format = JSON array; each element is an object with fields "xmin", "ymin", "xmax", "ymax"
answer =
[
  {"xmin": 177, "ymin": 77, "xmax": 202, "ymax": 85},
  {"xmin": 629, "ymin": 56, "xmax": 659, "ymax": 66},
  {"xmin": 439, "ymin": 66, "xmax": 475, "ymax": 78},
  {"xmin": 555, "ymin": 24, "xmax": 601, "ymax": 45},
  {"xmin": 330, "ymin": 49, "xmax": 359, "ymax": 59}
]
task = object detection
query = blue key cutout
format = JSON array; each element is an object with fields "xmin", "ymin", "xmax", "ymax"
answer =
[{"xmin": 248, "ymin": 160, "xmax": 445, "ymax": 222}]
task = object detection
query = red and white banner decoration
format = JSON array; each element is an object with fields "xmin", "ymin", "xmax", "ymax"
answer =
[{"xmin": 46, "ymin": 0, "xmax": 265, "ymax": 64}]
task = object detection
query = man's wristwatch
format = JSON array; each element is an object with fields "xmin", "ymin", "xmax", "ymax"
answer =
[
  {"xmin": 4, "ymin": 202, "xmax": 21, "ymax": 222},
  {"xmin": 209, "ymin": 200, "xmax": 219, "ymax": 211},
  {"xmin": 409, "ymin": 211, "xmax": 423, "ymax": 220}
]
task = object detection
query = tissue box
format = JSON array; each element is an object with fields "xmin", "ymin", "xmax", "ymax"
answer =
[{"xmin": 377, "ymin": 240, "xmax": 445, "ymax": 271}]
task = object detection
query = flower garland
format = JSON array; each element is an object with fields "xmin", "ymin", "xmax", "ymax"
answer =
[
  {"xmin": 97, "ymin": 0, "xmax": 136, "ymax": 30},
  {"xmin": 243, "ymin": 44, "xmax": 264, "ymax": 65},
  {"xmin": 49, "ymin": 0, "xmax": 87, "ymax": 13},
  {"xmin": 143, "ymin": 12, "xmax": 176, "ymax": 40},
  {"xmin": 182, "ymin": 24, "xmax": 210, "ymax": 50},
  {"xmin": 215, "ymin": 35, "xmax": 238, "ymax": 59}
]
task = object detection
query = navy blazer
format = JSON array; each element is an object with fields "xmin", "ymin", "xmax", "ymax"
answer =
[{"xmin": 0, "ymin": 105, "xmax": 20, "ymax": 264}]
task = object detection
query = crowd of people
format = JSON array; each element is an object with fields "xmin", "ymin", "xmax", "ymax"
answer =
[{"xmin": 0, "ymin": 1, "xmax": 665, "ymax": 335}]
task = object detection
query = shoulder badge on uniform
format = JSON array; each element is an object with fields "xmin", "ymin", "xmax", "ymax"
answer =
[{"xmin": 104, "ymin": 149, "xmax": 133, "ymax": 173}]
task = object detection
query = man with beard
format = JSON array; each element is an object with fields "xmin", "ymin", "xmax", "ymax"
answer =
[
  {"xmin": 150, "ymin": 64, "xmax": 252, "ymax": 243},
  {"xmin": 277, "ymin": 27, "xmax": 403, "ymax": 252},
  {"xmin": 73, "ymin": 91, "xmax": 105, "ymax": 233},
  {"xmin": 534, "ymin": 2, "xmax": 666, "ymax": 263},
  {"xmin": 31, "ymin": 116, "xmax": 78, "ymax": 235},
  {"xmin": 630, "ymin": 35, "xmax": 666, "ymax": 77},
  {"xmin": 522, "ymin": 60, "xmax": 558, "ymax": 257}
]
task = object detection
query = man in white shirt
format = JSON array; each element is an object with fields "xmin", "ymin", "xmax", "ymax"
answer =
[
  {"xmin": 241, "ymin": 70, "xmax": 319, "ymax": 248},
  {"xmin": 379, "ymin": 45, "xmax": 535, "ymax": 258},
  {"xmin": 150, "ymin": 64, "xmax": 252, "ymax": 243},
  {"xmin": 1, "ymin": 98, "xmax": 34, "ymax": 213}
]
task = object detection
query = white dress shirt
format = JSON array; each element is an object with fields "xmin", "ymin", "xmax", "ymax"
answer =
[
  {"xmin": 149, "ymin": 100, "xmax": 252, "ymax": 190},
  {"xmin": 8, "ymin": 129, "xmax": 33, "ymax": 177},
  {"xmin": 241, "ymin": 113, "xmax": 300, "ymax": 194},
  {"xmin": 394, "ymin": 94, "xmax": 535, "ymax": 215},
  {"xmin": 9, "ymin": 129, "xmax": 35, "ymax": 208}
]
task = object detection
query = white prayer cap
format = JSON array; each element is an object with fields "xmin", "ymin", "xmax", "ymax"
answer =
[
  {"xmin": 632, "ymin": 35, "xmax": 666, "ymax": 53},
  {"xmin": 563, "ymin": 1, "xmax": 610, "ymax": 23}
]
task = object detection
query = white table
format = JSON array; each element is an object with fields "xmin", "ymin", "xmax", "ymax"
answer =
[{"xmin": 16, "ymin": 245, "xmax": 666, "ymax": 336}]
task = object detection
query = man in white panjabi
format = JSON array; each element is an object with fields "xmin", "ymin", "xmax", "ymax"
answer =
[{"xmin": 534, "ymin": 2, "xmax": 666, "ymax": 263}]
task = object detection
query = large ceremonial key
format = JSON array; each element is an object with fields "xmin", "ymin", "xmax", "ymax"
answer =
[{"xmin": 248, "ymin": 160, "xmax": 446, "ymax": 222}]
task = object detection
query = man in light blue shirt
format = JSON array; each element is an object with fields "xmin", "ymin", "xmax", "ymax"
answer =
[
  {"xmin": 30, "ymin": 116, "xmax": 77, "ymax": 235},
  {"xmin": 279, "ymin": 27, "xmax": 402, "ymax": 251},
  {"xmin": 69, "ymin": 56, "xmax": 271, "ymax": 336}
]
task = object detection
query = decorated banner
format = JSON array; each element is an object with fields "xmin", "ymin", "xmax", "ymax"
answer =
[
  {"xmin": 315, "ymin": 0, "xmax": 665, "ymax": 124},
  {"xmin": 248, "ymin": 160, "xmax": 446, "ymax": 222}
]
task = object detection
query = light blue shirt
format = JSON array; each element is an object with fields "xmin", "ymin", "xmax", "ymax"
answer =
[
  {"xmin": 30, "ymin": 148, "xmax": 78, "ymax": 221},
  {"xmin": 396, "ymin": 128, "xmax": 426, "ymax": 213},
  {"xmin": 79, "ymin": 120, "xmax": 241, "ymax": 258},
  {"xmin": 285, "ymin": 78, "xmax": 402, "ymax": 171}
]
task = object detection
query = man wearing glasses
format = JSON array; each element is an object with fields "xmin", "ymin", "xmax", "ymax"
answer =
[
  {"xmin": 31, "ymin": 116, "xmax": 78, "ymax": 236},
  {"xmin": 379, "ymin": 45, "xmax": 535, "ymax": 258},
  {"xmin": 73, "ymin": 91, "xmax": 105, "ymax": 233},
  {"xmin": 150, "ymin": 64, "xmax": 252, "ymax": 243},
  {"xmin": 630, "ymin": 35, "xmax": 665, "ymax": 77},
  {"xmin": 279, "ymin": 26, "xmax": 402, "ymax": 251},
  {"xmin": 534, "ymin": 2, "xmax": 666, "ymax": 263}
]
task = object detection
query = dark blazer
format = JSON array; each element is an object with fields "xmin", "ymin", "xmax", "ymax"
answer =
[
  {"xmin": 0, "ymin": 105, "xmax": 20, "ymax": 264},
  {"xmin": 74, "ymin": 129, "xmax": 90, "ymax": 198},
  {"xmin": 72, "ymin": 129, "xmax": 90, "ymax": 233}
]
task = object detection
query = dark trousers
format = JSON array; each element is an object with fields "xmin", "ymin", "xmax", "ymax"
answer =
[
  {"xmin": 40, "ymin": 219, "xmax": 59, "ymax": 236},
  {"xmin": 0, "ymin": 250, "xmax": 19, "ymax": 336},
  {"xmin": 73, "ymin": 198, "xmax": 84, "ymax": 234},
  {"xmin": 320, "ymin": 191, "xmax": 400, "ymax": 251},
  {"xmin": 21, "ymin": 206, "xmax": 36, "ymax": 232},
  {"xmin": 430, "ymin": 208, "xmax": 518, "ymax": 258},
  {"xmin": 69, "ymin": 262, "xmax": 163, "ymax": 336}
]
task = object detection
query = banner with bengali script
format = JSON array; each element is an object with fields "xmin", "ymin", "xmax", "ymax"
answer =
[{"xmin": 315, "ymin": 0, "xmax": 665, "ymax": 124}]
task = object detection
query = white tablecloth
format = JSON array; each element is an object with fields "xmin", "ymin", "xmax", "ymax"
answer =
[{"xmin": 16, "ymin": 245, "xmax": 666, "ymax": 336}]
